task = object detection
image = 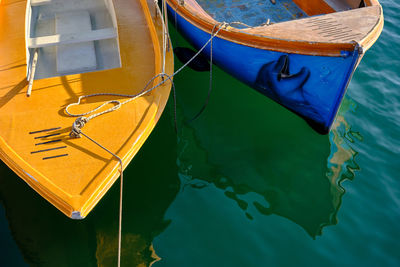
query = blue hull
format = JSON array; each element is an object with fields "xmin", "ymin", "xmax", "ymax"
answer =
[{"xmin": 168, "ymin": 6, "xmax": 360, "ymax": 134}]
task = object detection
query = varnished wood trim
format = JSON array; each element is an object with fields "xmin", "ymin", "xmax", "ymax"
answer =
[
  {"xmin": 168, "ymin": 0, "xmax": 358, "ymax": 56},
  {"xmin": 139, "ymin": 0, "xmax": 162, "ymax": 93},
  {"xmin": 168, "ymin": 0, "xmax": 382, "ymax": 56},
  {"xmin": 292, "ymin": 0, "xmax": 335, "ymax": 16}
]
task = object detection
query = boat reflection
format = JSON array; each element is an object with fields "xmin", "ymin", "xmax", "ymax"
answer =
[
  {"xmin": 174, "ymin": 57, "xmax": 361, "ymax": 238},
  {"xmin": 326, "ymin": 97, "xmax": 361, "ymax": 225}
]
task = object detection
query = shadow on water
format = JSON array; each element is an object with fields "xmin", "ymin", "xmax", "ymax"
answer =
[
  {"xmin": 171, "ymin": 25, "xmax": 361, "ymax": 238},
  {"xmin": 0, "ymin": 109, "xmax": 180, "ymax": 267},
  {"xmin": 176, "ymin": 75, "xmax": 360, "ymax": 238}
]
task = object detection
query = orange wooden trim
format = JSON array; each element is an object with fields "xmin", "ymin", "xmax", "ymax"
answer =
[
  {"xmin": 139, "ymin": 0, "xmax": 162, "ymax": 91},
  {"xmin": 80, "ymin": 0, "xmax": 170, "ymax": 217},
  {"xmin": 292, "ymin": 0, "xmax": 335, "ymax": 16},
  {"xmin": 367, "ymin": 0, "xmax": 380, "ymax": 6},
  {"xmin": 168, "ymin": 0, "xmax": 357, "ymax": 56}
]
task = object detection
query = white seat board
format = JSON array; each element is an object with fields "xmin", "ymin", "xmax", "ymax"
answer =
[
  {"xmin": 28, "ymin": 28, "xmax": 117, "ymax": 48},
  {"xmin": 31, "ymin": 0, "xmax": 52, "ymax": 7},
  {"xmin": 55, "ymin": 10, "xmax": 97, "ymax": 74}
]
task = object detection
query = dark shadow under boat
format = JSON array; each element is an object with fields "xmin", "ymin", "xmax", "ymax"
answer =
[
  {"xmin": 171, "ymin": 42, "xmax": 361, "ymax": 237},
  {"xmin": 0, "ymin": 109, "xmax": 180, "ymax": 267}
]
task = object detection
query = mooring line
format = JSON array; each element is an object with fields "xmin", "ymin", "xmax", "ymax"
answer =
[{"xmin": 65, "ymin": 6, "xmax": 230, "ymax": 266}]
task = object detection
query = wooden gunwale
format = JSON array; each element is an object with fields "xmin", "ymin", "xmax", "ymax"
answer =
[
  {"xmin": 80, "ymin": 0, "xmax": 173, "ymax": 217},
  {"xmin": 292, "ymin": 0, "xmax": 335, "ymax": 16},
  {"xmin": 167, "ymin": 0, "xmax": 383, "ymax": 56},
  {"xmin": 358, "ymin": 4, "xmax": 384, "ymax": 51}
]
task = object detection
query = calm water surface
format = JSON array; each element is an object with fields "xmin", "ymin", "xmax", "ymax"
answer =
[{"xmin": 1, "ymin": 0, "xmax": 399, "ymax": 266}]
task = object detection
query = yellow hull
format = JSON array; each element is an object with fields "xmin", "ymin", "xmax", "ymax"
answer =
[{"xmin": 0, "ymin": 0, "xmax": 173, "ymax": 218}]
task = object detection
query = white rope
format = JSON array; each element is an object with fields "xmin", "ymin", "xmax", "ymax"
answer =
[
  {"xmin": 70, "ymin": 129, "xmax": 124, "ymax": 267},
  {"xmin": 117, "ymin": 166, "xmax": 124, "ymax": 267},
  {"xmin": 173, "ymin": 22, "xmax": 227, "ymax": 74},
  {"xmin": 66, "ymin": 73, "xmax": 165, "ymax": 123},
  {"xmin": 161, "ymin": 0, "xmax": 166, "ymax": 73}
]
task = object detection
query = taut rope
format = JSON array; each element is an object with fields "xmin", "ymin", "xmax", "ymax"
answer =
[
  {"xmin": 66, "ymin": 23, "xmax": 227, "ymax": 135},
  {"xmin": 186, "ymin": 23, "xmax": 219, "ymax": 123},
  {"xmin": 66, "ymin": 5, "xmax": 228, "ymax": 264},
  {"xmin": 74, "ymin": 130, "xmax": 125, "ymax": 267}
]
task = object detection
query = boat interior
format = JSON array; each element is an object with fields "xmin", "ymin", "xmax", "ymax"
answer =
[
  {"xmin": 175, "ymin": 0, "xmax": 382, "ymax": 51},
  {"xmin": 195, "ymin": 0, "xmax": 375, "ymax": 26},
  {"xmin": 26, "ymin": 0, "xmax": 121, "ymax": 80}
]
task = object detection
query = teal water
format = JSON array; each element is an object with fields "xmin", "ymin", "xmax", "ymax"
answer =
[{"xmin": 1, "ymin": 0, "xmax": 399, "ymax": 266}]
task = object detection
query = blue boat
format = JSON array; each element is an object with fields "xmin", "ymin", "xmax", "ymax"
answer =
[{"xmin": 166, "ymin": 0, "xmax": 383, "ymax": 133}]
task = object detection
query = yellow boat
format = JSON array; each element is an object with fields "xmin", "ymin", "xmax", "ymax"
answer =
[{"xmin": 0, "ymin": 0, "xmax": 173, "ymax": 219}]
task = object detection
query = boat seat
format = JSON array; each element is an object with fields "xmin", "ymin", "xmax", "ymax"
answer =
[
  {"xmin": 27, "ymin": 0, "xmax": 122, "ymax": 79},
  {"xmin": 55, "ymin": 10, "xmax": 97, "ymax": 74},
  {"xmin": 26, "ymin": 9, "xmax": 118, "ymax": 74},
  {"xmin": 27, "ymin": 28, "xmax": 117, "ymax": 49},
  {"xmin": 30, "ymin": 0, "xmax": 52, "ymax": 7}
]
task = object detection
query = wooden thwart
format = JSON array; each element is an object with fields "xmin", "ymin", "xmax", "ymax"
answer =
[
  {"xmin": 30, "ymin": 0, "xmax": 52, "ymax": 7},
  {"xmin": 243, "ymin": 6, "xmax": 381, "ymax": 45},
  {"xmin": 27, "ymin": 28, "xmax": 117, "ymax": 49}
]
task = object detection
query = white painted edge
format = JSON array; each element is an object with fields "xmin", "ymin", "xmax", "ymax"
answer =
[
  {"xmin": 71, "ymin": 211, "xmax": 84, "ymax": 220},
  {"xmin": 23, "ymin": 170, "xmax": 38, "ymax": 182}
]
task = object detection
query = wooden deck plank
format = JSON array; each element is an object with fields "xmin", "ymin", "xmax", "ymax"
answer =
[
  {"xmin": 172, "ymin": 0, "xmax": 382, "ymax": 55},
  {"xmin": 243, "ymin": 6, "xmax": 381, "ymax": 44}
]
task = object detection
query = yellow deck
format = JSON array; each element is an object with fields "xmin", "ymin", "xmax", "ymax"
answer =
[{"xmin": 0, "ymin": 0, "xmax": 173, "ymax": 218}]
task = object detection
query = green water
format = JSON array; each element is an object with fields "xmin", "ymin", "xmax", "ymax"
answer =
[{"xmin": 1, "ymin": 0, "xmax": 399, "ymax": 266}]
